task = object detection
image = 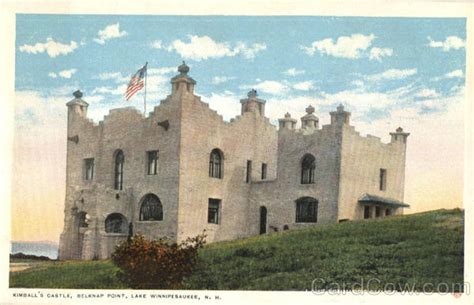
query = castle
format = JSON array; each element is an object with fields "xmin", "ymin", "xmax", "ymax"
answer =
[{"xmin": 59, "ymin": 63, "xmax": 410, "ymax": 260}]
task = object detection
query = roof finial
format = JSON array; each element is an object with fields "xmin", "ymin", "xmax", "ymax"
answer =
[
  {"xmin": 248, "ymin": 89, "xmax": 257, "ymax": 98},
  {"xmin": 73, "ymin": 90, "xmax": 83, "ymax": 99},
  {"xmin": 305, "ymin": 105, "xmax": 315, "ymax": 114},
  {"xmin": 178, "ymin": 61, "xmax": 190, "ymax": 74}
]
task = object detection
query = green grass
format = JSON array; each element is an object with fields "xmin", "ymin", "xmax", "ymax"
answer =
[{"xmin": 10, "ymin": 209, "xmax": 464, "ymax": 291}]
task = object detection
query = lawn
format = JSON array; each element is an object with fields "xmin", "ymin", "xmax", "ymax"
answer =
[{"xmin": 10, "ymin": 208, "xmax": 464, "ymax": 291}]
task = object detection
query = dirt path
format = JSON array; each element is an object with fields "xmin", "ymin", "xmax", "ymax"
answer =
[{"xmin": 10, "ymin": 263, "xmax": 33, "ymax": 272}]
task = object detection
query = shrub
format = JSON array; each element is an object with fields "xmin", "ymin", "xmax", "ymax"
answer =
[{"xmin": 111, "ymin": 233, "xmax": 206, "ymax": 289}]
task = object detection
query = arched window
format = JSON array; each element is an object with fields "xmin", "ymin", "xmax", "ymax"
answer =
[
  {"xmin": 114, "ymin": 150, "xmax": 124, "ymax": 190},
  {"xmin": 209, "ymin": 149, "xmax": 223, "ymax": 179},
  {"xmin": 301, "ymin": 154, "xmax": 315, "ymax": 184},
  {"xmin": 139, "ymin": 194, "xmax": 163, "ymax": 221},
  {"xmin": 295, "ymin": 197, "xmax": 318, "ymax": 223},
  {"xmin": 105, "ymin": 213, "xmax": 128, "ymax": 233}
]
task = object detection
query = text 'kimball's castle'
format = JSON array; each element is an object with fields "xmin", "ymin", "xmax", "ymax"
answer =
[{"xmin": 59, "ymin": 63, "xmax": 410, "ymax": 260}]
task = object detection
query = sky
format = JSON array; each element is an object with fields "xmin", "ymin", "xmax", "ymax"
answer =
[{"xmin": 12, "ymin": 15, "xmax": 466, "ymax": 243}]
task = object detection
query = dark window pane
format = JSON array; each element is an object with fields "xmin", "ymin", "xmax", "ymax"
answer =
[
  {"xmin": 209, "ymin": 149, "xmax": 223, "ymax": 179},
  {"xmin": 84, "ymin": 158, "xmax": 94, "ymax": 180},
  {"xmin": 208, "ymin": 199, "xmax": 221, "ymax": 224},
  {"xmin": 114, "ymin": 150, "xmax": 124, "ymax": 190},
  {"xmin": 295, "ymin": 197, "xmax": 317, "ymax": 223},
  {"xmin": 261, "ymin": 163, "xmax": 267, "ymax": 180},
  {"xmin": 379, "ymin": 169, "xmax": 387, "ymax": 191},
  {"xmin": 364, "ymin": 206, "xmax": 371, "ymax": 219},
  {"xmin": 147, "ymin": 151, "xmax": 158, "ymax": 175},
  {"xmin": 301, "ymin": 154, "xmax": 315, "ymax": 184},
  {"xmin": 105, "ymin": 213, "xmax": 127, "ymax": 233},
  {"xmin": 139, "ymin": 194, "xmax": 163, "ymax": 221}
]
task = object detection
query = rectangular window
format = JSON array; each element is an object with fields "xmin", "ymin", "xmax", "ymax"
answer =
[
  {"xmin": 261, "ymin": 163, "xmax": 267, "ymax": 180},
  {"xmin": 147, "ymin": 150, "xmax": 159, "ymax": 175},
  {"xmin": 84, "ymin": 158, "xmax": 94, "ymax": 181},
  {"xmin": 208, "ymin": 199, "xmax": 221, "ymax": 224},
  {"xmin": 246, "ymin": 160, "xmax": 252, "ymax": 183},
  {"xmin": 364, "ymin": 206, "xmax": 371, "ymax": 219},
  {"xmin": 375, "ymin": 206, "xmax": 381, "ymax": 217},
  {"xmin": 296, "ymin": 199, "xmax": 317, "ymax": 223},
  {"xmin": 385, "ymin": 209, "xmax": 392, "ymax": 217},
  {"xmin": 379, "ymin": 168, "xmax": 387, "ymax": 191}
]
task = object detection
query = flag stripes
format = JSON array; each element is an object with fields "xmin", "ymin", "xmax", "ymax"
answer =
[{"xmin": 125, "ymin": 63, "xmax": 147, "ymax": 101}]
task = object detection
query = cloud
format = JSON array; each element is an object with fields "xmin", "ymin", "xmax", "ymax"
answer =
[
  {"xmin": 445, "ymin": 69, "xmax": 464, "ymax": 79},
  {"xmin": 97, "ymin": 72, "xmax": 129, "ymax": 83},
  {"xmin": 165, "ymin": 35, "xmax": 266, "ymax": 61},
  {"xmin": 427, "ymin": 36, "xmax": 465, "ymax": 51},
  {"xmin": 19, "ymin": 37, "xmax": 78, "ymax": 57},
  {"xmin": 432, "ymin": 69, "xmax": 464, "ymax": 81},
  {"xmin": 292, "ymin": 81, "xmax": 314, "ymax": 91},
  {"xmin": 212, "ymin": 76, "xmax": 236, "ymax": 85},
  {"xmin": 369, "ymin": 47, "xmax": 393, "ymax": 61},
  {"xmin": 58, "ymin": 69, "xmax": 77, "ymax": 79},
  {"xmin": 283, "ymin": 68, "xmax": 305, "ymax": 76},
  {"xmin": 147, "ymin": 67, "xmax": 177, "ymax": 75},
  {"xmin": 92, "ymin": 84, "xmax": 128, "ymax": 96},
  {"xmin": 197, "ymin": 92, "xmax": 241, "ymax": 121},
  {"xmin": 415, "ymin": 88, "xmax": 440, "ymax": 98},
  {"xmin": 48, "ymin": 69, "xmax": 77, "ymax": 79},
  {"xmin": 94, "ymin": 23, "xmax": 127, "ymax": 45},
  {"xmin": 301, "ymin": 34, "xmax": 375, "ymax": 59},
  {"xmin": 150, "ymin": 40, "xmax": 162, "ymax": 49},
  {"xmin": 365, "ymin": 68, "xmax": 417, "ymax": 82},
  {"xmin": 241, "ymin": 80, "xmax": 288, "ymax": 95}
]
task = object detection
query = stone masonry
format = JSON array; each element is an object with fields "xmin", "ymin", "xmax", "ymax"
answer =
[{"xmin": 59, "ymin": 63, "xmax": 410, "ymax": 260}]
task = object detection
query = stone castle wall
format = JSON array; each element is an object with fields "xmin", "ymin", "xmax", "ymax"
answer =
[{"xmin": 59, "ymin": 64, "xmax": 409, "ymax": 260}]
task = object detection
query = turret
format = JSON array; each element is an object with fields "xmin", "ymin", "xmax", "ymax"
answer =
[
  {"xmin": 278, "ymin": 112, "xmax": 297, "ymax": 130},
  {"xmin": 330, "ymin": 104, "xmax": 351, "ymax": 126},
  {"xmin": 240, "ymin": 89, "xmax": 266, "ymax": 116},
  {"xmin": 390, "ymin": 127, "xmax": 410, "ymax": 144},
  {"xmin": 300, "ymin": 105, "xmax": 319, "ymax": 130},
  {"xmin": 66, "ymin": 90, "xmax": 89, "ymax": 119},
  {"xmin": 170, "ymin": 61, "xmax": 196, "ymax": 95}
]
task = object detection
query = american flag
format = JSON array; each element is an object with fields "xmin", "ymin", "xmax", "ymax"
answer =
[{"xmin": 125, "ymin": 63, "xmax": 147, "ymax": 101}]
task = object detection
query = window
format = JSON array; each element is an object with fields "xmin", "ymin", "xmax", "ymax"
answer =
[
  {"xmin": 385, "ymin": 209, "xmax": 392, "ymax": 217},
  {"xmin": 209, "ymin": 149, "xmax": 223, "ymax": 179},
  {"xmin": 84, "ymin": 158, "xmax": 94, "ymax": 181},
  {"xmin": 246, "ymin": 160, "xmax": 252, "ymax": 183},
  {"xmin": 147, "ymin": 150, "xmax": 159, "ymax": 175},
  {"xmin": 295, "ymin": 197, "xmax": 318, "ymax": 223},
  {"xmin": 301, "ymin": 154, "xmax": 316, "ymax": 184},
  {"xmin": 105, "ymin": 213, "xmax": 127, "ymax": 233},
  {"xmin": 375, "ymin": 206, "xmax": 381, "ymax": 217},
  {"xmin": 364, "ymin": 206, "xmax": 371, "ymax": 219},
  {"xmin": 208, "ymin": 199, "xmax": 221, "ymax": 224},
  {"xmin": 114, "ymin": 150, "xmax": 124, "ymax": 190},
  {"xmin": 261, "ymin": 163, "xmax": 267, "ymax": 180},
  {"xmin": 139, "ymin": 194, "xmax": 163, "ymax": 221},
  {"xmin": 379, "ymin": 168, "xmax": 387, "ymax": 191}
]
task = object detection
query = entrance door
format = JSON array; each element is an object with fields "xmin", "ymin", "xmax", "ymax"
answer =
[{"xmin": 259, "ymin": 206, "xmax": 267, "ymax": 234}]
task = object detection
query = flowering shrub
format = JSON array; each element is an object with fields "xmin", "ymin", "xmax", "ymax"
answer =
[{"xmin": 111, "ymin": 233, "xmax": 206, "ymax": 289}]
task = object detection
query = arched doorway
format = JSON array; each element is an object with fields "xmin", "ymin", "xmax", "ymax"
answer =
[{"xmin": 259, "ymin": 206, "xmax": 267, "ymax": 234}]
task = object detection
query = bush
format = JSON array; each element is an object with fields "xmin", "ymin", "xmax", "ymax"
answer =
[{"xmin": 111, "ymin": 233, "xmax": 206, "ymax": 289}]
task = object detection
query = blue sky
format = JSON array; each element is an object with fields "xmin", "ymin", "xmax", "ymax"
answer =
[
  {"xmin": 12, "ymin": 15, "xmax": 466, "ymax": 241},
  {"xmin": 15, "ymin": 15, "xmax": 465, "ymax": 123}
]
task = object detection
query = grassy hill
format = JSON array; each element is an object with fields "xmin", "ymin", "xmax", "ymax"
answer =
[{"xmin": 10, "ymin": 209, "xmax": 464, "ymax": 291}]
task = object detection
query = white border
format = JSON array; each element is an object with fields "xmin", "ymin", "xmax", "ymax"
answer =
[{"xmin": 0, "ymin": 1, "xmax": 472, "ymax": 304}]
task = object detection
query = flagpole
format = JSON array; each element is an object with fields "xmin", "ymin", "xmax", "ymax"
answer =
[{"xmin": 144, "ymin": 62, "xmax": 148, "ymax": 115}]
